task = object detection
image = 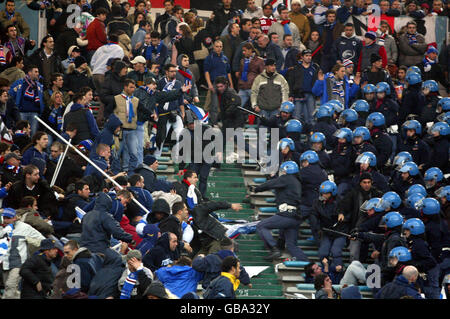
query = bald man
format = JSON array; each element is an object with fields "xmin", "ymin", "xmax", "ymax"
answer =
[{"xmin": 375, "ymin": 265, "xmax": 423, "ymax": 299}]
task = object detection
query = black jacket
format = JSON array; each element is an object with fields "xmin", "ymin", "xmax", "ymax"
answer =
[
  {"xmin": 191, "ymin": 201, "xmax": 231, "ymax": 241},
  {"xmin": 218, "ymin": 87, "xmax": 245, "ymax": 130},
  {"xmin": 337, "ymin": 185, "xmax": 383, "ymax": 230},
  {"xmin": 286, "ymin": 62, "xmax": 320, "ymax": 97},
  {"xmin": 158, "ymin": 215, "xmax": 183, "ymax": 240},
  {"xmin": 63, "ymin": 69, "xmax": 95, "ymax": 94},
  {"xmin": 19, "ymin": 252, "xmax": 54, "ymax": 299},
  {"xmin": 28, "ymin": 49, "xmax": 63, "ymax": 89},
  {"xmin": 143, "ymin": 232, "xmax": 181, "ymax": 272},
  {"xmin": 100, "ymin": 62, "xmax": 127, "ymax": 117}
]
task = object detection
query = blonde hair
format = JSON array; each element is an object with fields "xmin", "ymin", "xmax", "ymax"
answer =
[{"xmin": 50, "ymin": 90, "xmax": 65, "ymax": 107}]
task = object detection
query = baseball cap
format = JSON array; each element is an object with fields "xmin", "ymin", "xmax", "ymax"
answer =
[{"xmin": 131, "ymin": 56, "xmax": 146, "ymax": 64}]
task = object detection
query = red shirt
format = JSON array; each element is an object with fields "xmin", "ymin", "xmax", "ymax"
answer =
[{"xmin": 86, "ymin": 18, "xmax": 107, "ymax": 51}]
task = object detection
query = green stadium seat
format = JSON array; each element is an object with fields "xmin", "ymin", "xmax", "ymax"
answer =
[
  {"xmin": 284, "ymin": 261, "xmax": 310, "ymax": 267},
  {"xmin": 253, "ymin": 178, "xmax": 267, "ymax": 183},
  {"xmin": 260, "ymin": 207, "xmax": 277, "ymax": 213}
]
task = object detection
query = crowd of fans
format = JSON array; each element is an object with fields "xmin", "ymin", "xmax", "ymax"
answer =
[{"xmin": 0, "ymin": 0, "xmax": 447, "ymax": 300}]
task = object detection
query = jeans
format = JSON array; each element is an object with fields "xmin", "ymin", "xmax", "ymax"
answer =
[
  {"xmin": 120, "ymin": 129, "xmax": 138, "ymax": 173},
  {"xmin": 294, "ymin": 94, "xmax": 315, "ymax": 125},
  {"xmin": 136, "ymin": 123, "xmax": 145, "ymax": 165},
  {"xmin": 256, "ymin": 214, "xmax": 309, "ymax": 261},
  {"xmin": 20, "ymin": 112, "xmax": 39, "ymax": 136},
  {"xmin": 238, "ymin": 89, "xmax": 251, "ymax": 108},
  {"xmin": 339, "ymin": 260, "xmax": 367, "ymax": 286},
  {"xmin": 318, "ymin": 235, "xmax": 347, "ymax": 269},
  {"xmin": 348, "ymin": 240, "xmax": 362, "ymax": 262},
  {"xmin": 2, "ymin": 268, "xmax": 21, "ymax": 299},
  {"xmin": 189, "ymin": 162, "xmax": 212, "ymax": 197},
  {"xmin": 110, "ymin": 147, "xmax": 122, "ymax": 175}
]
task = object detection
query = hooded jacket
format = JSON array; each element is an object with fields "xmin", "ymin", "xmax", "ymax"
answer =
[
  {"xmin": 136, "ymin": 223, "xmax": 160, "ymax": 256},
  {"xmin": 375, "ymin": 274, "xmax": 423, "ymax": 299},
  {"xmin": 80, "ymin": 192, "xmax": 133, "ymax": 254},
  {"xmin": 134, "ymin": 163, "xmax": 174, "ymax": 193},
  {"xmin": 332, "ymin": 31, "xmax": 362, "ymax": 66},
  {"xmin": 91, "ymin": 113, "xmax": 123, "ymax": 157},
  {"xmin": 192, "ymin": 249, "xmax": 251, "ymax": 289},
  {"xmin": 100, "ymin": 60, "xmax": 128, "ymax": 117},
  {"xmin": 155, "ymin": 265, "xmax": 203, "ymax": 298},
  {"xmin": 63, "ymin": 103, "xmax": 100, "ymax": 145},
  {"xmin": 142, "ymin": 232, "xmax": 181, "ymax": 272},
  {"xmin": 175, "ymin": 54, "xmax": 199, "ymax": 102},
  {"xmin": 72, "ymin": 247, "xmax": 104, "ymax": 292}
]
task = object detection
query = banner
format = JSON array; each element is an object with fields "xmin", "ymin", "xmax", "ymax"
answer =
[{"xmin": 347, "ymin": 14, "xmax": 448, "ymax": 51}]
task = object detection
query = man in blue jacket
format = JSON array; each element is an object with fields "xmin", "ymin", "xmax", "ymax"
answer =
[
  {"xmin": 203, "ymin": 256, "xmax": 241, "ymax": 299},
  {"xmin": 9, "ymin": 64, "xmax": 44, "ymax": 136},
  {"xmin": 375, "ymin": 265, "xmax": 423, "ymax": 299},
  {"xmin": 192, "ymin": 237, "xmax": 251, "ymax": 289}
]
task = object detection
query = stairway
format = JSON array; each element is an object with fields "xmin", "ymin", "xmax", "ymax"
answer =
[{"xmin": 206, "ymin": 163, "xmax": 286, "ymax": 299}]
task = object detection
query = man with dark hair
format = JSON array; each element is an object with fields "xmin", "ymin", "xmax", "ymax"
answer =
[
  {"xmin": 113, "ymin": 79, "xmax": 144, "ymax": 174},
  {"xmin": 203, "ymin": 255, "xmax": 241, "ymax": 299},
  {"xmin": 332, "ymin": 23, "xmax": 362, "ymax": 70},
  {"xmin": 4, "ymin": 25, "xmax": 35, "ymax": 59},
  {"xmin": 12, "ymin": 119, "xmax": 31, "ymax": 151},
  {"xmin": 220, "ymin": 23, "xmax": 242, "ymax": 63},
  {"xmin": 131, "ymin": 19, "xmax": 152, "ymax": 51},
  {"xmin": 86, "ymin": 7, "xmax": 109, "ymax": 60},
  {"xmin": 0, "ymin": 0, "xmax": 30, "ymax": 39},
  {"xmin": 320, "ymin": 9, "xmax": 345, "ymax": 74},
  {"xmin": 107, "ymin": 4, "xmax": 132, "ymax": 37},
  {"xmin": 398, "ymin": 21, "xmax": 428, "ymax": 67},
  {"xmin": 209, "ymin": 0, "xmax": 238, "ymax": 39},
  {"xmin": 286, "ymin": 49, "xmax": 320, "ymax": 124},
  {"xmin": 357, "ymin": 31, "xmax": 388, "ymax": 73},
  {"xmin": 135, "ymin": 31, "xmax": 169, "ymax": 67},
  {"xmin": 174, "ymin": 169, "xmax": 204, "ymax": 210},
  {"xmin": 128, "ymin": 173, "xmax": 154, "ymax": 220},
  {"xmin": 155, "ymin": 63, "xmax": 185, "ymax": 157},
  {"xmin": 154, "ymin": 0, "xmax": 174, "ymax": 36},
  {"xmin": 158, "ymin": 201, "xmax": 189, "ymax": 240},
  {"xmin": 260, "ymin": 3, "xmax": 276, "ymax": 35},
  {"xmin": 9, "ymin": 64, "xmax": 44, "ymax": 136},
  {"xmin": 43, "ymin": 73, "xmax": 70, "ymax": 108},
  {"xmin": 28, "ymin": 35, "xmax": 63, "ymax": 89},
  {"xmin": 268, "ymin": 5, "xmax": 303, "ymax": 50},
  {"xmin": 6, "ymin": 164, "xmax": 57, "ymax": 216}
]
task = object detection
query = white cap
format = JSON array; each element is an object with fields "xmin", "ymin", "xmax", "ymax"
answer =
[{"xmin": 130, "ymin": 56, "xmax": 146, "ymax": 64}]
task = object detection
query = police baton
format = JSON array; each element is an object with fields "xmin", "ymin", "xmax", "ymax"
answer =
[
  {"xmin": 237, "ymin": 106, "xmax": 262, "ymax": 119},
  {"xmin": 322, "ymin": 228, "xmax": 352, "ymax": 238}
]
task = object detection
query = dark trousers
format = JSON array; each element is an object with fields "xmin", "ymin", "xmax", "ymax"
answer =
[{"xmin": 256, "ymin": 214, "xmax": 309, "ymax": 261}]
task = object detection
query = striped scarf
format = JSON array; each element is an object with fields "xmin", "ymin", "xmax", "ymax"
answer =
[
  {"xmin": 5, "ymin": 10, "xmax": 14, "ymax": 20},
  {"xmin": 119, "ymin": 270, "xmax": 139, "ymax": 299},
  {"xmin": 329, "ymin": 74, "xmax": 345, "ymax": 99},
  {"xmin": 6, "ymin": 164, "xmax": 20, "ymax": 174},
  {"xmin": 144, "ymin": 42, "xmax": 163, "ymax": 62},
  {"xmin": 0, "ymin": 47, "xmax": 6, "ymax": 65},
  {"xmin": 139, "ymin": 86, "xmax": 154, "ymax": 95},
  {"xmin": 121, "ymin": 92, "xmax": 134, "ymax": 123},
  {"xmin": 183, "ymin": 179, "xmax": 197, "ymax": 210},
  {"xmin": 422, "ymin": 56, "xmax": 436, "ymax": 72},
  {"xmin": 406, "ymin": 32, "xmax": 418, "ymax": 45},
  {"xmin": 23, "ymin": 75, "xmax": 40, "ymax": 103}
]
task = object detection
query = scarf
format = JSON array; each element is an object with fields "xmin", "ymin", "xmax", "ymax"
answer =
[
  {"xmin": 422, "ymin": 56, "xmax": 436, "ymax": 72},
  {"xmin": 6, "ymin": 164, "xmax": 20, "ymax": 174},
  {"xmin": 406, "ymin": 32, "xmax": 418, "ymax": 45},
  {"xmin": 23, "ymin": 75, "xmax": 40, "ymax": 104},
  {"xmin": 281, "ymin": 20, "xmax": 292, "ymax": 36},
  {"xmin": 145, "ymin": 41, "xmax": 163, "ymax": 62},
  {"xmin": 139, "ymin": 85, "xmax": 154, "ymax": 95},
  {"xmin": 183, "ymin": 178, "xmax": 197, "ymax": 210},
  {"xmin": 48, "ymin": 105, "xmax": 63, "ymax": 132},
  {"xmin": 121, "ymin": 92, "xmax": 134, "ymax": 123},
  {"xmin": 161, "ymin": 78, "xmax": 176, "ymax": 111},
  {"xmin": 5, "ymin": 10, "xmax": 14, "ymax": 20},
  {"xmin": 324, "ymin": 21, "xmax": 336, "ymax": 29},
  {"xmin": 241, "ymin": 55, "xmax": 252, "ymax": 82},
  {"xmin": 5, "ymin": 37, "xmax": 25, "ymax": 57},
  {"xmin": 177, "ymin": 68, "xmax": 192, "ymax": 94},
  {"xmin": 329, "ymin": 73, "xmax": 345, "ymax": 99},
  {"xmin": 220, "ymin": 272, "xmax": 240, "ymax": 291},
  {"xmin": 378, "ymin": 32, "xmax": 387, "ymax": 46},
  {"xmin": 119, "ymin": 270, "xmax": 139, "ymax": 299}
]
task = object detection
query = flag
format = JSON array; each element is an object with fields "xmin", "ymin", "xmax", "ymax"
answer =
[
  {"xmin": 75, "ymin": 206, "xmax": 86, "ymax": 221},
  {"xmin": 348, "ymin": 14, "xmax": 448, "ymax": 51},
  {"xmin": 186, "ymin": 104, "xmax": 209, "ymax": 124}
]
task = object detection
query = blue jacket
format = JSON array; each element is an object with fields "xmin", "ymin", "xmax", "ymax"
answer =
[
  {"xmin": 203, "ymin": 274, "xmax": 236, "ymax": 299},
  {"xmin": 192, "ymin": 249, "xmax": 251, "ymax": 289},
  {"xmin": 203, "ymin": 52, "xmax": 231, "ymax": 82},
  {"xmin": 312, "ymin": 73, "xmax": 359, "ymax": 109},
  {"xmin": 134, "ymin": 164, "xmax": 174, "ymax": 193},
  {"xmin": 80, "ymin": 193, "xmax": 133, "ymax": 254},
  {"xmin": 21, "ymin": 146, "xmax": 48, "ymax": 166},
  {"xmin": 155, "ymin": 265, "xmax": 203, "ymax": 298},
  {"xmin": 9, "ymin": 77, "xmax": 45, "ymax": 114},
  {"xmin": 156, "ymin": 77, "xmax": 183, "ymax": 114},
  {"xmin": 72, "ymin": 247, "xmax": 104, "ymax": 293},
  {"xmin": 408, "ymin": 236, "xmax": 438, "ymax": 273},
  {"xmin": 128, "ymin": 186, "xmax": 154, "ymax": 216},
  {"xmin": 375, "ymin": 275, "xmax": 423, "ymax": 299},
  {"xmin": 91, "ymin": 114, "xmax": 122, "ymax": 158}
]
